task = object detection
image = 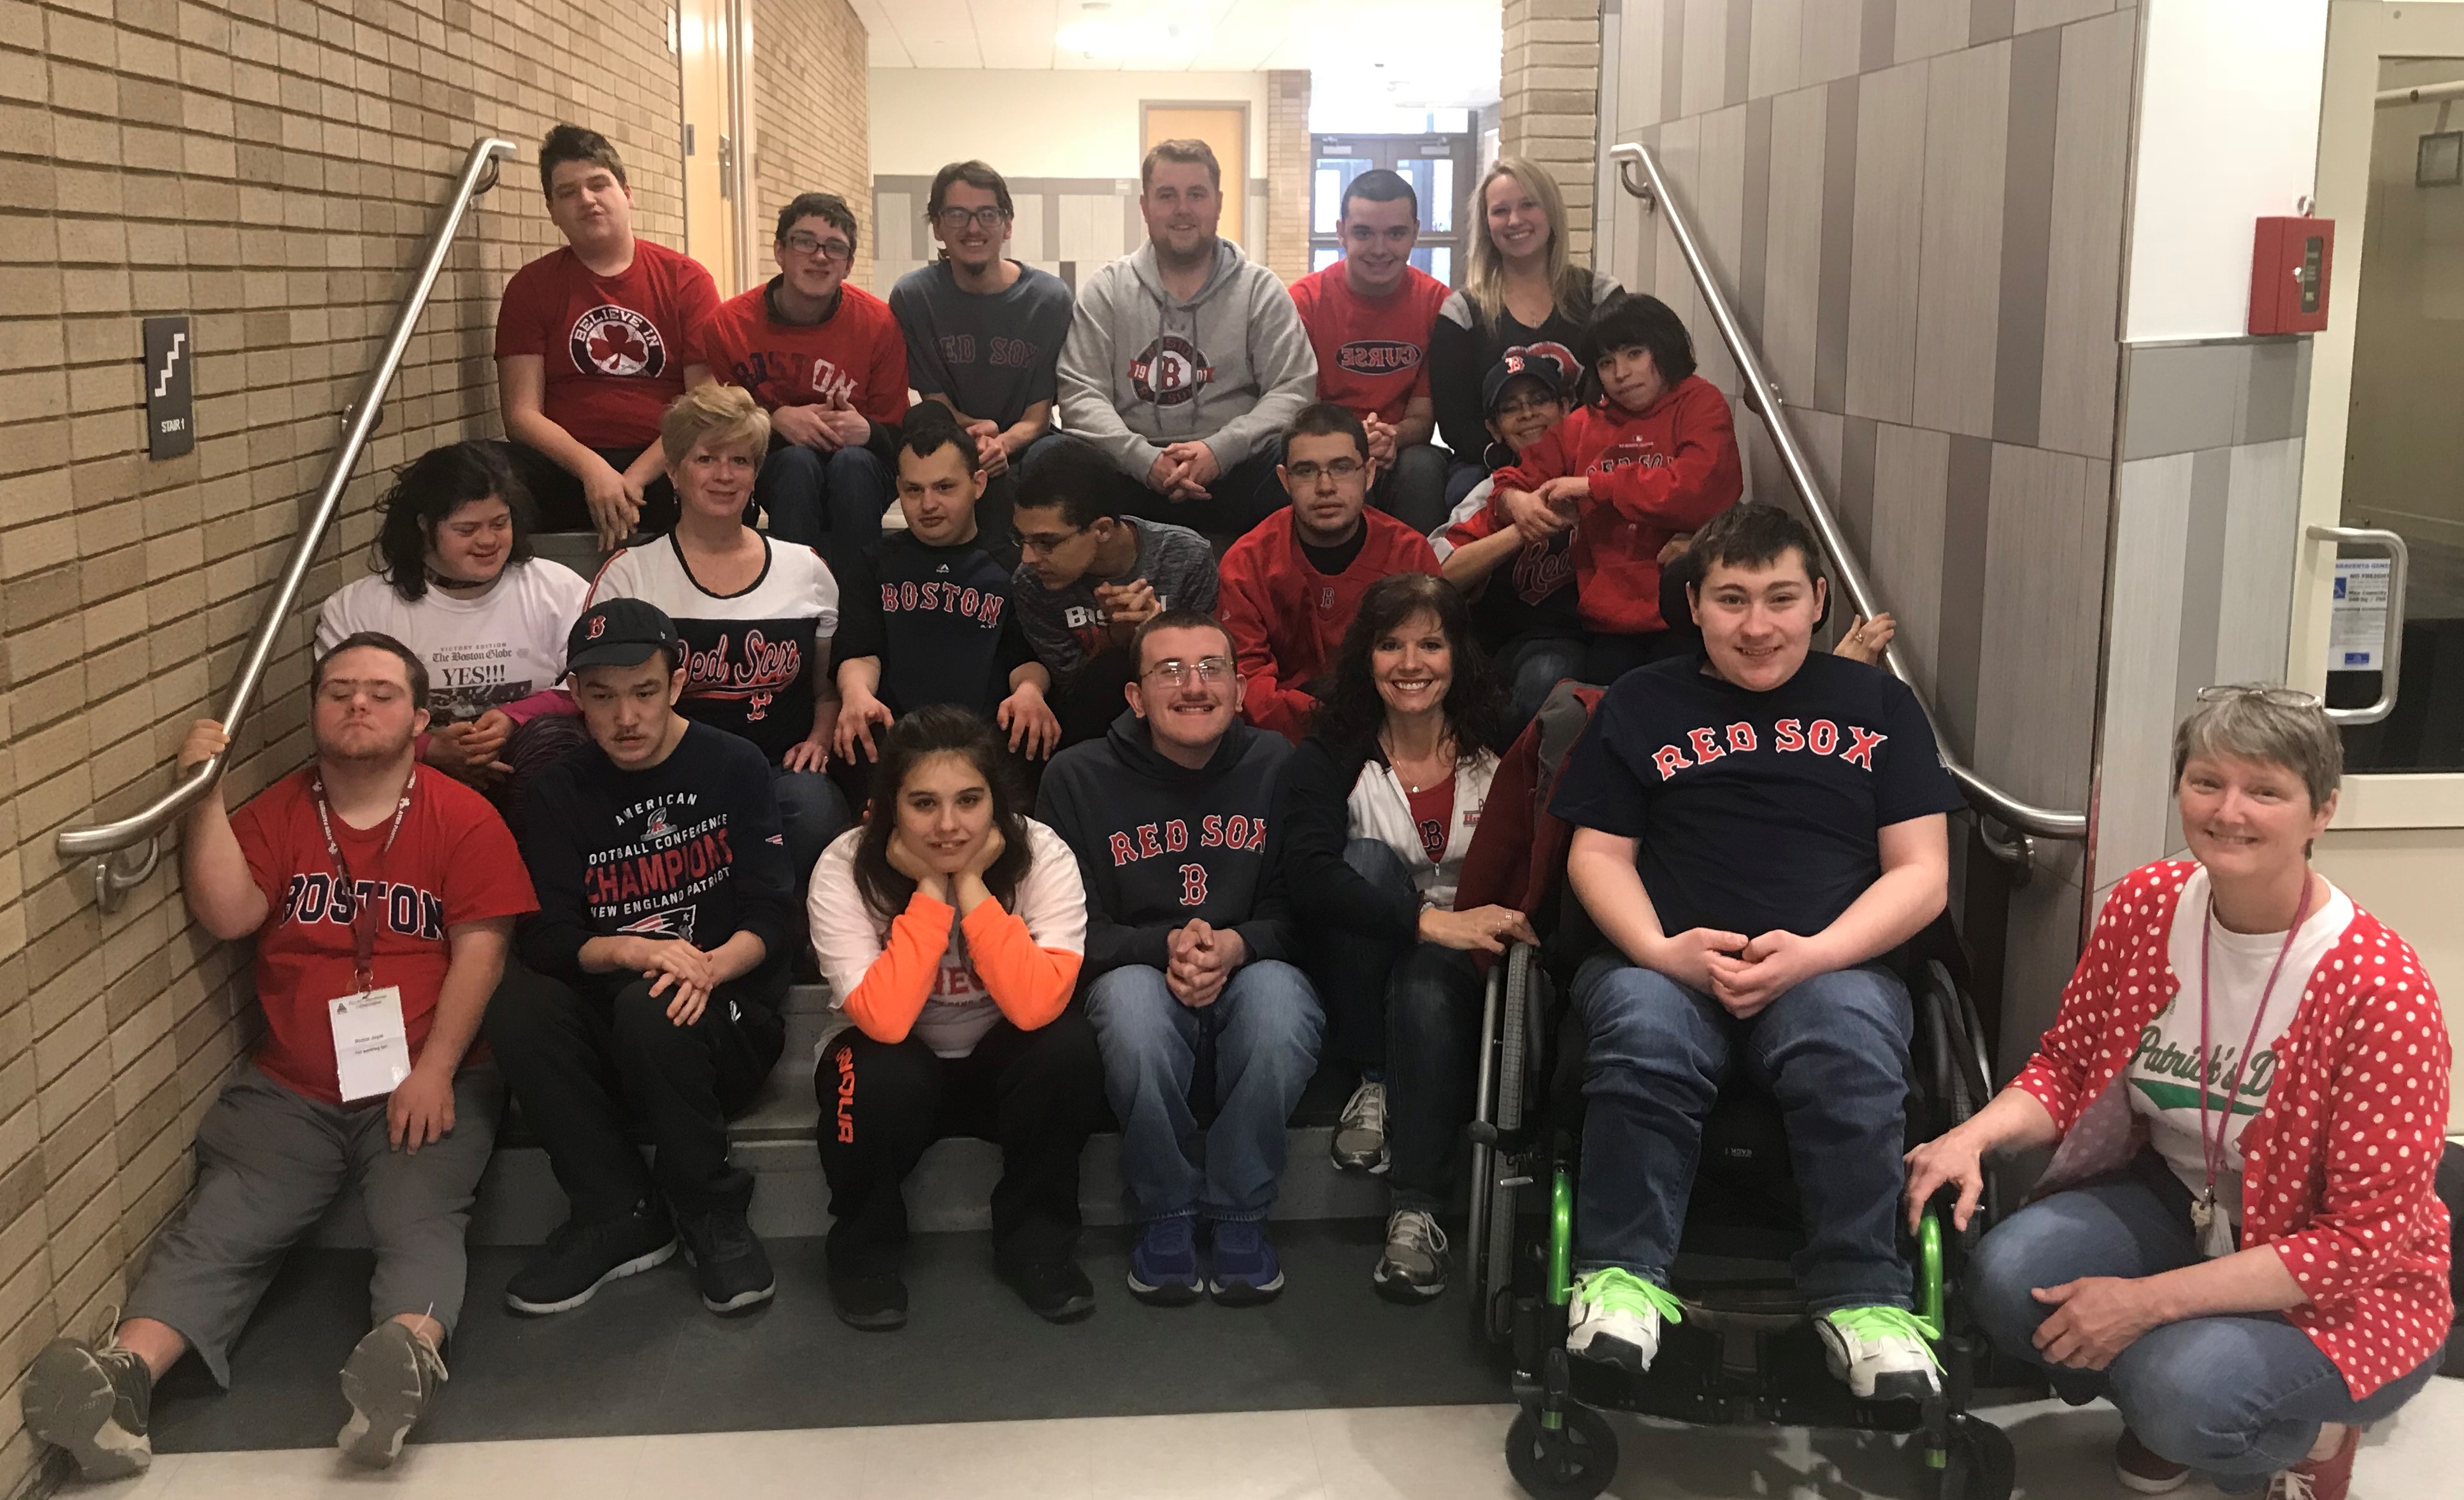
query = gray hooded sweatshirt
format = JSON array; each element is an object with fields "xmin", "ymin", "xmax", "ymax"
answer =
[{"xmin": 1056, "ymin": 237, "xmax": 1319, "ymax": 477}]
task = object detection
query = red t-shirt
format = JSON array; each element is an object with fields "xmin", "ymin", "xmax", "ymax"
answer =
[
  {"xmin": 1406, "ymin": 777, "xmax": 1456, "ymax": 865},
  {"xmin": 1288, "ymin": 262, "xmax": 1449, "ymax": 424},
  {"xmin": 494, "ymin": 239, "xmax": 721, "ymax": 450},
  {"xmin": 231, "ymin": 768, "xmax": 537, "ymax": 1104},
  {"xmin": 698, "ymin": 279, "xmax": 910, "ymax": 425}
]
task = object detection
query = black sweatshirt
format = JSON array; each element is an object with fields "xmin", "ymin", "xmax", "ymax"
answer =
[
  {"xmin": 1036, "ymin": 709, "xmax": 1296, "ymax": 975},
  {"xmin": 516, "ymin": 720, "xmax": 794, "ymax": 987},
  {"xmin": 832, "ymin": 531, "xmax": 1033, "ymax": 718},
  {"xmin": 1273, "ymin": 732, "xmax": 1422, "ymax": 944},
  {"xmin": 1428, "ymin": 275, "xmax": 1618, "ymax": 461}
]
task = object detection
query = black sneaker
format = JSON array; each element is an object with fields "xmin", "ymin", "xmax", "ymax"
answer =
[
  {"xmin": 22, "ymin": 1336, "xmax": 152, "ymax": 1480},
  {"xmin": 828, "ymin": 1271, "xmax": 910, "ymax": 1331},
  {"xmin": 504, "ymin": 1210, "xmax": 678, "ymax": 1315},
  {"xmin": 679, "ymin": 1208, "xmax": 776, "ymax": 1315},
  {"xmin": 1000, "ymin": 1258, "xmax": 1097, "ymax": 1324},
  {"xmin": 336, "ymin": 1321, "xmax": 445, "ymax": 1468}
]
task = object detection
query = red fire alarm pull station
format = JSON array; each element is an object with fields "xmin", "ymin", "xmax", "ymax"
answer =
[{"xmin": 2249, "ymin": 216, "xmax": 2334, "ymax": 334}]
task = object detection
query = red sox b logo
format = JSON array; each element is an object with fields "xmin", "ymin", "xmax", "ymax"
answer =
[
  {"xmin": 1178, "ymin": 863, "xmax": 1208, "ymax": 906},
  {"xmin": 1129, "ymin": 335, "xmax": 1214, "ymax": 406},
  {"xmin": 587, "ymin": 615, "xmax": 607, "ymax": 639}
]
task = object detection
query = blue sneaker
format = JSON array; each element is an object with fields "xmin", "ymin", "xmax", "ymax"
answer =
[
  {"xmin": 1126, "ymin": 1216, "xmax": 1203, "ymax": 1306},
  {"xmin": 1207, "ymin": 1218, "xmax": 1285, "ymax": 1306}
]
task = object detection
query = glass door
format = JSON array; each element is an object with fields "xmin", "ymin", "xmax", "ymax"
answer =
[{"xmin": 1308, "ymin": 133, "xmax": 1474, "ymax": 286}]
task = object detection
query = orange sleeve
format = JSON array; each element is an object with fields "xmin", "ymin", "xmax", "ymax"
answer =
[
  {"xmin": 959, "ymin": 899, "xmax": 1082, "ymax": 1032},
  {"xmin": 839, "ymin": 892, "xmax": 956, "ymax": 1044}
]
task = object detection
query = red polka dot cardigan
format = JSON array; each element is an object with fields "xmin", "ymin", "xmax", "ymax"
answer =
[{"xmin": 2012, "ymin": 860, "xmax": 2453, "ymax": 1399}]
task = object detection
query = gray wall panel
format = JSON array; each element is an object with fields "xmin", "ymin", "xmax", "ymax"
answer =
[
  {"xmin": 1845, "ymin": 59, "xmax": 1929, "ymax": 424},
  {"xmin": 1684, "ymin": 0, "xmax": 1730, "ymax": 119},
  {"xmin": 2035, "ymin": 6, "xmax": 2133, "ymax": 456},
  {"xmin": 1912, "ymin": 41, "xmax": 2012, "ymax": 438},
  {"xmin": 1762, "ymin": 82, "xmax": 1829, "ymax": 405},
  {"xmin": 1750, "ymin": 0, "xmax": 1805, "ymax": 99},
  {"xmin": 2016, "ymin": 0, "xmax": 2119, "ymax": 33},
  {"xmin": 1870, "ymin": 420, "xmax": 1953, "ymax": 704},
  {"xmin": 1992, "ymin": 24, "xmax": 2062, "ymax": 446},
  {"xmin": 1898, "ymin": 0, "xmax": 1972, "ymax": 62},
  {"xmin": 1977, "ymin": 444, "xmax": 2104, "ymax": 808},
  {"xmin": 1800, "ymin": 0, "xmax": 1866, "ymax": 85},
  {"xmin": 2097, "ymin": 452, "xmax": 2195, "ymax": 887}
]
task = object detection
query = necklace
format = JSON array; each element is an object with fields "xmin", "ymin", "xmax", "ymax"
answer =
[
  {"xmin": 1380, "ymin": 730, "xmax": 1453, "ymax": 794},
  {"xmin": 2189, "ymin": 873, "xmax": 2314, "ymax": 1257}
]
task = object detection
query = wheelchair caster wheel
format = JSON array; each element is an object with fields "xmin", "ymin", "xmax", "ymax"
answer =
[
  {"xmin": 1505, "ymin": 1403, "xmax": 1617, "ymax": 1500},
  {"xmin": 1935, "ymin": 1411, "xmax": 2015, "ymax": 1500}
]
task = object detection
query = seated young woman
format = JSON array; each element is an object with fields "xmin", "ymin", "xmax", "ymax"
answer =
[
  {"xmin": 806, "ymin": 704, "xmax": 1102, "ymax": 1331},
  {"xmin": 315, "ymin": 439, "xmax": 590, "ymax": 811},
  {"xmin": 1905, "ymin": 687, "xmax": 2449, "ymax": 1500},
  {"xmin": 1278, "ymin": 571, "xmax": 1536, "ymax": 1304}
]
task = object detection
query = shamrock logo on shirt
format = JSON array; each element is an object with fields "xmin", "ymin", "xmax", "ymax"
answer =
[{"xmin": 570, "ymin": 305, "xmax": 668, "ymax": 379}]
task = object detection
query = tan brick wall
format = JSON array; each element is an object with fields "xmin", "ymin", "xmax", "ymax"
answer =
[
  {"xmin": 750, "ymin": 0, "xmax": 871, "ymax": 292},
  {"xmin": 1263, "ymin": 68, "xmax": 1310, "ymax": 286},
  {"xmin": 1499, "ymin": 0, "xmax": 1603, "ymax": 264},
  {"xmin": 0, "ymin": 1, "xmax": 861, "ymax": 1490}
]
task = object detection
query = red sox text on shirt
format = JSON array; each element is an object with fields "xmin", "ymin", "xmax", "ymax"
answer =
[
  {"xmin": 1649, "ymin": 719, "xmax": 1887, "ymax": 782},
  {"xmin": 685, "ymin": 631, "xmax": 803, "ymax": 723},
  {"xmin": 1105, "ymin": 815, "xmax": 1271, "ymax": 866},
  {"xmin": 278, "ymin": 875, "xmax": 447, "ymax": 939}
]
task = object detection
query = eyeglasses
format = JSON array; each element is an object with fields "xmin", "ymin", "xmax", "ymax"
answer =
[
  {"xmin": 2195, "ymin": 685, "xmax": 2322, "ymax": 708},
  {"xmin": 1494, "ymin": 394, "xmax": 1562, "ymax": 421},
  {"xmin": 1143, "ymin": 657, "xmax": 1232, "ymax": 685},
  {"xmin": 1286, "ymin": 458, "xmax": 1366, "ymax": 483},
  {"xmin": 933, "ymin": 205, "xmax": 1008, "ymax": 231},
  {"xmin": 1014, "ymin": 526, "xmax": 1085, "ymax": 557},
  {"xmin": 781, "ymin": 232, "xmax": 854, "ymax": 262}
]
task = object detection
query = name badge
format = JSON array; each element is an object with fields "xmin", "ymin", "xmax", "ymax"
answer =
[{"xmin": 329, "ymin": 986, "xmax": 412, "ymax": 1102}]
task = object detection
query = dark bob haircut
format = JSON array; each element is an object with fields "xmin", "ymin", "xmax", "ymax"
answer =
[
  {"xmin": 371, "ymin": 441, "xmax": 535, "ymax": 602},
  {"xmin": 1577, "ymin": 291, "xmax": 1698, "ymax": 404}
]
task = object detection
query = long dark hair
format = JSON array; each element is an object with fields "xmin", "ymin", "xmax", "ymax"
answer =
[
  {"xmin": 1575, "ymin": 291, "xmax": 1697, "ymax": 408},
  {"xmin": 852, "ymin": 705, "xmax": 1033, "ymax": 918},
  {"xmin": 1311, "ymin": 573, "xmax": 1506, "ymax": 757},
  {"xmin": 373, "ymin": 441, "xmax": 535, "ymax": 601}
]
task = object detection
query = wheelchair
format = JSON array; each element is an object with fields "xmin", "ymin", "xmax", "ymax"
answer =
[{"xmin": 1454, "ymin": 684, "xmax": 2016, "ymax": 1500}]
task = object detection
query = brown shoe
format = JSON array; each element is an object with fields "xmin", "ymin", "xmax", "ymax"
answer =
[
  {"xmin": 2115, "ymin": 1426, "xmax": 2191, "ymax": 1494},
  {"xmin": 2266, "ymin": 1423, "xmax": 2360, "ymax": 1500}
]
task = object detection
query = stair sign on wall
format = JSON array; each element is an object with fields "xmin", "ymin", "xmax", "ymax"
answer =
[{"xmin": 143, "ymin": 315, "xmax": 194, "ymax": 460}]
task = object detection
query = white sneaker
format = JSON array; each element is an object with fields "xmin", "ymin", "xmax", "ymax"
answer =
[
  {"xmin": 1330, "ymin": 1079, "xmax": 1389, "ymax": 1174},
  {"xmin": 1816, "ymin": 1306, "xmax": 1942, "ymax": 1400},
  {"xmin": 1565, "ymin": 1268, "xmax": 1682, "ymax": 1371},
  {"xmin": 1370, "ymin": 1208, "xmax": 1449, "ymax": 1301}
]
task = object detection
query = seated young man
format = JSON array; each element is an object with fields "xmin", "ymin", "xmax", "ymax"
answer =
[
  {"xmin": 1012, "ymin": 434, "xmax": 1219, "ymax": 748},
  {"xmin": 701, "ymin": 192, "xmax": 908, "ymax": 556},
  {"xmin": 1218, "ymin": 403, "xmax": 1440, "ymax": 741},
  {"xmin": 496, "ymin": 125, "xmax": 717, "ymax": 546},
  {"xmin": 487, "ymin": 599, "xmax": 794, "ymax": 1320},
  {"xmin": 1037, "ymin": 610, "xmax": 1322, "ymax": 1307},
  {"xmin": 24, "ymin": 636, "xmax": 533, "ymax": 1478},
  {"xmin": 832, "ymin": 406, "xmax": 1059, "ymax": 794},
  {"xmin": 1548, "ymin": 504, "xmax": 1963, "ymax": 1400}
]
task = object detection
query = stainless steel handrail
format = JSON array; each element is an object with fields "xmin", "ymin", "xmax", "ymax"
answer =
[
  {"xmin": 1610, "ymin": 142, "xmax": 2089, "ymax": 864},
  {"xmin": 2306, "ymin": 524, "xmax": 2410, "ymax": 725},
  {"xmin": 55, "ymin": 136, "xmax": 519, "ymax": 910}
]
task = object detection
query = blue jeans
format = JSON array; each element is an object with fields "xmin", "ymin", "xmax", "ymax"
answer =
[
  {"xmin": 1969, "ymin": 1168, "xmax": 2440, "ymax": 1487},
  {"xmin": 756, "ymin": 443, "xmax": 893, "ymax": 552},
  {"xmin": 1086, "ymin": 961, "xmax": 1324, "ymax": 1222},
  {"xmin": 772, "ymin": 765, "xmax": 851, "ymax": 889},
  {"xmin": 1572, "ymin": 955, "xmax": 1915, "ymax": 1312},
  {"xmin": 1496, "ymin": 634, "xmax": 1584, "ymax": 737}
]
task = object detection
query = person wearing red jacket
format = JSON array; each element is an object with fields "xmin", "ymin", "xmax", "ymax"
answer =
[
  {"xmin": 1491, "ymin": 292, "xmax": 1742, "ymax": 685},
  {"xmin": 699, "ymin": 192, "xmax": 910, "ymax": 557},
  {"xmin": 1217, "ymin": 404, "xmax": 1440, "ymax": 741}
]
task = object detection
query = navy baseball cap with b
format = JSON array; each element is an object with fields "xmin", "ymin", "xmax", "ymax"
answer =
[
  {"xmin": 1480, "ymin": 349, "xmax": 1572, "ymax": 419},
  {"xmin": 565, "ymin": 597, "xmax": 682, "ymax": 675}
]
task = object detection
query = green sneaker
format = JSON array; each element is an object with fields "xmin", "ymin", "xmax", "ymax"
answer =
[
  {"xmin": 1566, "ymin": 1268, "xmax": 1684, "ymax": 1371},
  {"xmin": 1816, "ymin": 1305, "xmax": 1942, "ymax": 1400}
]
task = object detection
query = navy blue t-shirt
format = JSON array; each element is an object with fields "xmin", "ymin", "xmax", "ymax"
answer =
[{"xmin": 1549, "ymin": 650, "xmax": 1962, "ymax": 939}]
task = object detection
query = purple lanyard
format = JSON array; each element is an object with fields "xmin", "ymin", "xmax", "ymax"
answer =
[
  {"xmin": 2194, "ymin": 876, "xmax": 2313, "ymax": 1201},
  {"xmin": 312, "ymin": 769, "xmax": 415, "ymax": 993}
]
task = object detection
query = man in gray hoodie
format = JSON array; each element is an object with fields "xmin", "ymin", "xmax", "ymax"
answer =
[{"xmin": 1057, "ymin": 139, "xmax": 1318, "ymax": 538}]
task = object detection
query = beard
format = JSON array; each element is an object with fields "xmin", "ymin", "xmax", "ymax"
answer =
[{"xmin": 318, "ymin": 721, "xmax": 417, "ymax": 766}]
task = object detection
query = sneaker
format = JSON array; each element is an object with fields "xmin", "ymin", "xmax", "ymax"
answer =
[
  {"xmin": 503, "ymin": 1209, "xmax": 677, "ymax": 1315},
  {"xmin": 1001, "ymin": 1258, "xmax": 1098, "ymax": 1324},
  {"xmin": 21, "ymin": 1336, "xmax": 152, "ymax": 1480},
  {"xmin": 1371, "ymin": 1208, "xmax": 1449, "ymax": 1303},
  {"xmin": 1815, "ymin": 1305, "xmax": 1943, "ymax": 1401},
  {"xmin": 1565, "ymin": 1268, "xmax": 1682, "ymax": 1372},
  {"xmin": 2267, "ymin": 1423, "xmax": 2360, "ymax": 1500},
  {"xmin": 2116, "ymin": 1426, "xmax": 2191, "ymax": 1494},
  {"xmin": 678, "ymin": 1208, "xmax": 776, "ymax": 1315},
  {"xmin": 1207, "ymin": 1219, "xmax": 1285, "ymax": 1306},
  {"xmin": 1126, "ymin": 1217, "xmax": 1203, "ymax": 1306},
  {"xmin": 1331, "ymin": 1079, "xmax": 1389, "ymax": 1174},
  {"xmin": 827, "ymin": 1271, "xmax": 910, "ymax": 1332},
  {"xmin": 336, "ymin": 1322, "xmax": 445, "ymax": 1468}
]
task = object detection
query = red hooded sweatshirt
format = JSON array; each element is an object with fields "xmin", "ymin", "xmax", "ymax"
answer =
[
  {"xmin": 1219, "ymin": 506, "xmax": 1440, "ymax": 741},
  {"xmin": 1490, "ymin": 373, "xmax": 1742, "ymax": 635}
]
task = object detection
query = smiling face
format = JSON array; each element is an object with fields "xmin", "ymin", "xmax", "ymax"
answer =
[
  {"xmin": 1279, "ymin": 429, "xmax": 1370, "ymax": 546},
  {"xmin": 1128, "ymin": 622, "xmax": 1241, "ymax": 758},
  {"xmin": 894, "ymin": 750, "xmax": 996, "ymax": 875},
  {"xmin": 426, "ymin": 496, "xmax": 513, "ymax": 585},
  {"xmin": 1486, "ymin": 375, "xmax": 1568, "ymax": 454},
  {"xmin": 896, "ymin": 439, "xmax": 986, "ymax": 546},
  {"xmin": 2177, "ymin": 752, "xmax": 2336, "ymax": 888},
  {"xmin": 312, "ymin": 645, "xmax": 427, "ymax": 764},
  {"xmin": 1372, "ymin": 608, "xmax": 1454, "ymax": 723},
  {"xmin": 675, "ymin": 435, "xmax": 759, "ymax": 525},
  {"xmin": 1596, "ymin": 343, "xmax": 1668, "ymax": 413},
  {"xmin": 573, "ymin": 655, "xmax": 685, "ymax": 770},
  {"xmin": 546, "ymin": 158, "xmax": 633, "ymax": 251},
  {"xmin": 775, "ymin": 211, "xmax": 852, "ymax": 303},
  {"xmin": 1483, "ymin": 172, "xmax": 1552, "ymax": 269},
  {"xmin": 1340, "ymin": 193, "xmax": 1420, "ymax": 296},
  {"xmin": 1691, "ymin": 550, "xmax": 1824, "ymax": 692},
  {"xmin": 931, "ymin": 180, "xmax": 1011, "ymax": 276},
  {"xmin": 1140, "ymin": 159, "xmax": 1222, "ymax": 262}
]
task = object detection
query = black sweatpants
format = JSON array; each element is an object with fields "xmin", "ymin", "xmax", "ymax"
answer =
[
  {"xmin": 498, "ymin": 439, "xmax": 680, "ymax": 536},
  {"xmin": 487, "ymin": 962, "xmax": 786, "ymax": 1224},
  {"xmin": 815, "ymin": 1010, "xmax": 1103, "ymax": 1278}
]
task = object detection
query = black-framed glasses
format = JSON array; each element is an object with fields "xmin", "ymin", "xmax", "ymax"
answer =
[
  {"xmin": 1143, "ymin": 657, "xmax": 1232, "ymax": 685},
  {"xmin": 781, "ymin": 232, "xmax": 854, "ymax": 262},
  {"xmin": 1014, "ymin": 525, "xmax": 1087, "ymax": 557},
  {"xmin": 2195, "ymin": 684, "xmax": 2322, "ymax": 708},
  {"xmin": 1286, "ymin": 458, "xmax": 1366, "ymax": 483},
  {"xmin": 933, "ymin": 206, "xmax": 1008, "ymax": 231}
]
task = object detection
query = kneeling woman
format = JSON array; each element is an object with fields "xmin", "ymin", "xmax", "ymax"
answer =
[
  {"xmin": 1907, "ymin": 687, "xmax": 2448, "ymax": 1500},
  {"xmin": 1282, "ymin": 572, "xmax": 1536, "ymax": 1303},
  {"xmin": 808, "ymin": 705, "xmax": 1102, "ymax": 1330}
]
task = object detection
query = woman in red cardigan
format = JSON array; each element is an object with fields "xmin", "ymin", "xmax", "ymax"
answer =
[{"xmin": 1906, "ymin": 686, "xmax": 2449, "ymax": 1500}]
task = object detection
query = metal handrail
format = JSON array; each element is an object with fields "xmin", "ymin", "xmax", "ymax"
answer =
[
  {"xmin": 56, "ymin": 136, "xmax": 519, "ymax": 910},
  {"xmin": 1610, "ymin": 142, "xmax": 2089, "ymax": 864}
]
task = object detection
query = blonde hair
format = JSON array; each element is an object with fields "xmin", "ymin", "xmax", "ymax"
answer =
[
  {"xmin": 1465, "ymin": 157, "xmax": 1597, "ymax": 333},
  {"xmin": 659, "ymin": 382, "xmax": 771, "ymax": 469}
]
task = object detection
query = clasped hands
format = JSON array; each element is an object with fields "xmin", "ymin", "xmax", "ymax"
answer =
[{"xmin": 1652, "ymin": 927, "xmax": 1828, "ymax": 1018}]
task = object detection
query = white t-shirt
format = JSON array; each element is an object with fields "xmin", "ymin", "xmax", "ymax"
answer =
[
  {"xmin": 2129, "ymin": 865, "xmax": 2355, "ymax": 1221},
  {"xmin": 315, "ymin": 559, "xmax": 589, "ymax": 723}
]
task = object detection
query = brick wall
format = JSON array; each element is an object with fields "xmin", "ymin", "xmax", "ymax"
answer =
[
  {"xmin": 1263, "ymin": 68, "xmax": 1310, "ymax": 285},
  {"xmin": 750, "ymin": 0, "xmax": 871, "ymax": 291},
  {"xmin": 0, "ymin": 1, "xmax": 861, "ymax": 1492},
  {"xmin": 1500, "ymin": 0, "xmax": 1604, "ymax": 263}
]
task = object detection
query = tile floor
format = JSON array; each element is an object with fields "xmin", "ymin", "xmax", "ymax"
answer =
[{"xmin": 108, "ymin": 1378, "xmax": 2464, "ymax": 1499}]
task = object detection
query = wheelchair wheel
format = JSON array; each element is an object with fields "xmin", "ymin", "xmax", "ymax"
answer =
[
  {"xmin": 1505, "ymin": 1403, "xmax": 1617, "ymax": 1500},
  {"xmin": 1935, "ymin": 1412, "xmax": 2016, "ymax": 1500},
  {"xmin": 1482, "ymin": 945, "xmax": 1536, "ymax": 1340}
]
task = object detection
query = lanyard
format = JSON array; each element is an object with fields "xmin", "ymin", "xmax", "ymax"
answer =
[
  {"xmin": 2193, "ymin": 876, "xmax": 2313, "ymax": 1226},
  {"xmin": 313, "ymin": 768, "xmax": 415, "ymax": 993}
]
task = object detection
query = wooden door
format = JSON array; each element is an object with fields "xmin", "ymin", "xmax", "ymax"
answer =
[
  {"xmin": 1143, "ymin": 104, "xmax": 1249, "ymax": 249},
  {"xmin": 677, "ymin": 0, "xmax": 745, "ymax": 294}
]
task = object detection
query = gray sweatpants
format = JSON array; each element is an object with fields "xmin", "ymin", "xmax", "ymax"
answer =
[{"xmin": 125, "ymin": 1062, "xmax": 501, "ymax": 1386}]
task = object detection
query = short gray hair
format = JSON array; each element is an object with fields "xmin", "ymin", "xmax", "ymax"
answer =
[{"xmin": 2172, "ymin": 685, "xmax": 2342, "ymax": 810}]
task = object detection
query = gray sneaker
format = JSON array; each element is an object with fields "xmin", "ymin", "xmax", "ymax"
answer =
[
  {"xmin": 22, "ymin": 1336, "xmax": 152, "ymax": 1480},
  {"xmin": 1331, "ymin": 1079, "xmax": 1389, "ymax": 1175},
  {"xmin": 337, "ymin": 1320, "xmax": 447, "ymax": 1467},
  {"xmin": 1372, "ymin": 1208, "xmax": 1450, "ymax": 1303}
]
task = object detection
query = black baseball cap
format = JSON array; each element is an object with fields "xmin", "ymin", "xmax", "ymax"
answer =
[
  {"xmin": 1480, "ymin": 350, "xmax": 1571, "ymax": 419},
  {"xmin": 565, "ymin": 597, "xmax": 682, "ymax": 675}
]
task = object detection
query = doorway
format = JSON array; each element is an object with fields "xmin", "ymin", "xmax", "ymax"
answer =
[
  {"xmin": 1308, "ymin": 133, "xmax": 1475, "ymax": 286},
  {"xmin": 1143, "ymin": 103, "xmax": 1250, "ymax": 248},
  {"xmin": 677, "ymin": 0, "xmax": 752, "ymax": 295}
]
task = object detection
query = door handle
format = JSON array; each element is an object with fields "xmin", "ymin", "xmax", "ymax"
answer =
[
  {"xmin": 717, "ymin": 135, "xmax": 734, "ymax": 199},
  {"xmin": 2308, "ymin": 524, "xmax": 2410, "ymax": 725}
]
